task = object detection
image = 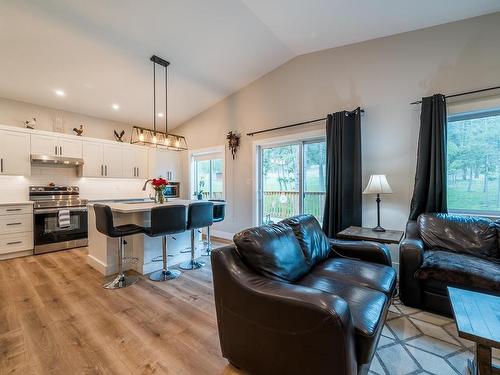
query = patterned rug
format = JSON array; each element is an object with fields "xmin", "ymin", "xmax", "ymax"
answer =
[{"xmin": 371, "ymin": 299, "xmax": 499, "ymax": 375}]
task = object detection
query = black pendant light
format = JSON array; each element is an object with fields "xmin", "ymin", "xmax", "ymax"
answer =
[{"xmin": 131, "ymin": 55, "xmax": 188, "ymax": 150}]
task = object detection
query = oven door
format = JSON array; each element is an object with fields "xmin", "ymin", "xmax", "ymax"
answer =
[{"xmin": 34, "ymin": 207, "xmax": 88, "ymax": 254}]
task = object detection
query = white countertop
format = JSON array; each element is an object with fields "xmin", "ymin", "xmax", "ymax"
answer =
[
  {"xmin": 0, "ymin": 201, "xmax": 33, "ymax": 206},
  {"xmin": 89, "ymin": 199, "xmax": 225, "ymax": 213}
]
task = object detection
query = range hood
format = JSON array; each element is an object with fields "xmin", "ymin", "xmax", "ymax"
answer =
[{"xmin": 30, "ymin": 154, "xmax": 84, "ymax": 167}]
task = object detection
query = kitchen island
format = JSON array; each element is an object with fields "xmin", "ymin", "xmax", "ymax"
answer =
[{"xmin": 87, "ymin": 199, "xmax": 225, "ymax": 276}]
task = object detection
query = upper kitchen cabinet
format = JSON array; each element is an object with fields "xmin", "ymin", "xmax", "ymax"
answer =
[
  {"xmin": 0, "ymin": 129, "xmax": 31, "ymax": 176},
  {"xmin": 82, "ymin": 141, "xmax": 123, "ymax": 178},
  {"xmin": 122, "ymin": 145, "xmax": 149, "ymax": 179},
  {"xmin": 149, "ymin": 148, "xmax": 182, "ymax": 182},
  {"xmin": 31, "ymin": 134, "xmax": 83, "ymax": 159}
]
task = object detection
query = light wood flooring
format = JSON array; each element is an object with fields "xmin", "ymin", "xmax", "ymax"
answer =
[{"xmin": 0, "ymin": 244, "xmax": 246, "ymax": 375}]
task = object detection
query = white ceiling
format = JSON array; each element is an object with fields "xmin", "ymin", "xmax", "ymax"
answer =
[{"xmin": 1, "ymin": 0, "xmax": 499, "ymax": 129}]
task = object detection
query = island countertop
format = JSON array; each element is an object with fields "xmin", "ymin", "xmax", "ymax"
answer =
[{"xmin": 88, "ymin": 199, "xmax": 225, "ymax": 214}]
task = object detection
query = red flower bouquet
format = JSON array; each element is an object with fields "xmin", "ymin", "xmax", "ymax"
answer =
[{"xmin": 145, "ymin": 177, "xmax": 169, "ymax": 203}]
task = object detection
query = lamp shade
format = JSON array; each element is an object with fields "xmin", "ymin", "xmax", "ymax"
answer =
[{"xmin": 363, "ymin": 174, "xmax": 393, "ymax": 194}]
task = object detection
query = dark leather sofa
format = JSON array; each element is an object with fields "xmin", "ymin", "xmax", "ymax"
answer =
[
  {"xmin": 400, "ymin": 213, "xmax": 500, "ymax": 315},
  {"xmin": 211, "ymin": 215, "xmax": 397, "ymax": 375}
]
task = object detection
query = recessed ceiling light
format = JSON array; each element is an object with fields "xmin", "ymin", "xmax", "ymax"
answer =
[
  {"xmin": 158, "ymin": 113, "xmax": 164, "ymax": 117},
  {"xmin": 54, "ymin": 89, "xmax": 65, "ymax": 97},
  {"xmin": 112, "ymin": 104, "xmax": 120, "ymax": 110}
]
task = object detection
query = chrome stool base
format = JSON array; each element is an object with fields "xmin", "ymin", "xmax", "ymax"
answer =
[
  {"xmin": 103, "ymin": 273, "xmax": 138, "ymax": 289},
  {"xmin": 149, "ymin": 269, "xmax": 181, "ymax": 281},
  {"xmin": 179, "ymin": 260, "xmax": 205, "ymax": 270}
]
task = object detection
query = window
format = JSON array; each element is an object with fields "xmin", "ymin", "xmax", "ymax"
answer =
[
  {"xmin": 192, "ymin": 150, "xmax": 224, "ymax": 200},
  {"xmin": 258, "ymin": 138, "xmax": 326, "ymax": 224},
  {"xmin": 447, "ymin": 108, "xmax": 500, "ymax": 215}
]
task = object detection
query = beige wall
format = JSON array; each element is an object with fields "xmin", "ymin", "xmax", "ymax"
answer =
[
  {"xmin": 174, "ymin": 12, "xmax": 500, "ymax": 237},
  {"xmin": 0, "ymin": 96, "xmax": 131, "ymax": 142}
]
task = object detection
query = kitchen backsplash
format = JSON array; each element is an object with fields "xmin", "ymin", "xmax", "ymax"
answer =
[{"xmin": 0, "ymin": 166, "xmax": 150, "ymax": 202}]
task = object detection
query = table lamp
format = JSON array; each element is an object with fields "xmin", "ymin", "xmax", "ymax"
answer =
[{"xmin": 363, "ymin": 174, "xmax": 392, "ymax": 232}]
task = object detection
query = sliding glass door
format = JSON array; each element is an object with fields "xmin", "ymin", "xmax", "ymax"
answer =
[{"xmin": 258, "ymin": 138, "xmax": 326, "ymax": 225}]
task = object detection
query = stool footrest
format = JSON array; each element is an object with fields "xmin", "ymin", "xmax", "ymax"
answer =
[
  {"xmin": 122, "ymin": 256, "xmax": 139, "ymax": 264},
  {"xmin": 151, "ymin": 255, "xmax": 163, "ymax": 263}
]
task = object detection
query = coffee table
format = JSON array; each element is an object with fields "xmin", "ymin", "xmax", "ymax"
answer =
[{"xmin": 448, "ymin": 287, "xmax": 500, "ymax": 375}]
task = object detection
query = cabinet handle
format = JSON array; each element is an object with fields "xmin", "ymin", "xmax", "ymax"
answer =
[
  {"xmin": 101, "ymin": 165, "xmax": 104, "ymax": 176},
  {"xmin": 7, "ymin": 241, "xmax": 22, "ymax": 245},
  {"xmin": 60, "ymin": 146, "xmax": 63, "ymax": 155},
  {"xmin": 6, "ymin": 222, "xmax": 22, "ymax": 226},
  {"xmin": 0, "ymin": 158, "xmax": 3, "ymax": 173},
  {"xmin": 137, "ymin": 167, "xmax": 139, "ymax": 177},
  {"xmin": 55, "ymin": 146, "xmax": 58, "ymax": 155},
  {"xmin": 134, "ymin": 167, "xmax": 137, "ymax": 177},
  {"xmin": 105, "ymin": 165, "xmax": 108, "ymax": 176},
  {"xmin": 6, "ymin": 208, "xmax": 22, "ymax": 212}
]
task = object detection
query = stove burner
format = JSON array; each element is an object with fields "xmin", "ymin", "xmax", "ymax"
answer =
[{"xmin": 29, "ymin": 185, "xmax": 88, "ymax": 209}]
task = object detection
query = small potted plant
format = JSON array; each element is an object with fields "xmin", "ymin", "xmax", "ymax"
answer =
[
  {"xmin": 193, "ymin": 190, "xmax": 204, "ymax": 200},
  {"xmin": 144, "ymin": 177, "xmax": 169, "ymax": 203}
]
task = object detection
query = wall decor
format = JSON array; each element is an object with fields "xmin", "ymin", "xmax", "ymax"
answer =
[
  {"xmin": 114, "ymin": 130, "xmax": 125, "ymax": 142},
  {"xmin": 52, "ymin": 112, "xmax": 65, "ymax": 133},
  {"xmin": 226, "ymin": 131, "xmax": 241, "ymax": 159},
  {"xmin": 24, "ymin": 117, "xmax": 36, "ymax": 129},
  {"xmin": 73, "ymin": 124, "xmax": 84, "ymax": 136}
]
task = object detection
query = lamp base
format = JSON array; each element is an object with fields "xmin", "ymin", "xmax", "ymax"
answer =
[{"xmin": 372, "ymin": 225, "xmax": 386, "ymax": 232}]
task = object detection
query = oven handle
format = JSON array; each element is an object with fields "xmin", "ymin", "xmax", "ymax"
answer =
[{"xmin": 34, "ymin": 207, "xmax": 88, "ymax": 214}]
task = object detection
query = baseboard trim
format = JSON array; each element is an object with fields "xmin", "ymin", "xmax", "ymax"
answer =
[
  {"xmin": 0, "ymin": 249, "xmax": 33, "ymax": 260},
  {"xmin": 86, "ymin": 254, "xmax": 111, "ymax": 276}
]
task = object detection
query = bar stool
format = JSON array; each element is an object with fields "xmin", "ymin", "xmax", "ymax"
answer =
[
  {"xmin": 144, "ymin": 205, "xmax": 186, "ymax": 281},
  {"xmin": 94, "ymin": 204, "xmax": 145, "ymax": 289},
  {"xmin": 202, "ymin": 200, "xmax": 226, "ymax": 256},
  {"xmin": 180, "ymin": 202, "xmax": 214, "ymax": 270}
]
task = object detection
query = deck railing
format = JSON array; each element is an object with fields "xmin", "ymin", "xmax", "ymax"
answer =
[{"xmin": 262, "ymin": 191, "xmax": 326, "ymax": 223}]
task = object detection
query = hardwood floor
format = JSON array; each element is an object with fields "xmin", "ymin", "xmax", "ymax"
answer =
[{"xmin": 0, "ymin": 245, "xmax": 246, "ymax": 375}]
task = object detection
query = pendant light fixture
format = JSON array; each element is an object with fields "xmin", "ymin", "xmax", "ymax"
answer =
[{"xmin": 131, "ymin": 55, "xmax": 188, "ymax": 151}]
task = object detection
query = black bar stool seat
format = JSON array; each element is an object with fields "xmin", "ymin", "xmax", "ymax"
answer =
[
  {"xmin": 144, "ymin": 205, "xmax": 186, "ymax": 282},
  {"xmin": 203, "ymin": 200, "xmax": 226, "ymax": 256},
  {"xmin": 94, "ymin": 204, "xmax": 145, "ymax": 289},
  {"xmin": 180, "ymin": 202, "xmax": 213, "ymax": 270}
]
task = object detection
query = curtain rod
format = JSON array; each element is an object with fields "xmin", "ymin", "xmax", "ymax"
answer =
[
  {"xmin": 410, "ymin": 85, "xmax": 500, "ymax": 105},
  {"xmin": 246, "ymin": 108, "xmax": 364, "ymax": 136}
]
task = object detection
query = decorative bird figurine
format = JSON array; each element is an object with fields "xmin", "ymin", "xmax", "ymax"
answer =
[
  {"xmin": 73, "ymin": 124, "xmax": 84, "ymax": 136},
  {"xmin": 24, "ymin": 117, "xmax": 37, "ymax": 129},
  {"xmin": 114, "ymin": 130, "xmax": 125, "ymax": 142}
]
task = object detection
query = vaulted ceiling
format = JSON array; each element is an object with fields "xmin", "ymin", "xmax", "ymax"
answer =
[{"xmin": 1, "ymin": 0, "xmax": 499, "ymax": 128}]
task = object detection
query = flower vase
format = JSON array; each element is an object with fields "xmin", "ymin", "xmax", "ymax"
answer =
[{"xmin": 155, "ymin": 190, "xmax": 165, "ymax": 204}]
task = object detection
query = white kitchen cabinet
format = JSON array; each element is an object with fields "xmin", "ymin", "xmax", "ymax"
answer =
[
  {"xmin": 0, "ymin": 130, "xmax": 31, "ymax": 176},
  {"xmin": 149, "ymin": 149, "xmax": 182, "ymax": 182},
  {"xmin": 83, "ymin": 141, "xmax": 123, "ymax": 178},
  {"xmin": 123, "ymin": 146, "xmax": 149, "ymax": 179},
  {"xmin": 82, "ymin": 141, "xmax": 104, "ymax": 177},
  {"xmin": 0, "ymin": 203, "xmax": 33, "ymax": 259},
  {"xmin": 103, "ymin": 145, "xmax": 123, "ymax": 178},
  {"xmin": 31, "ymin": 134, "xmax": 82, "ymax": 158},
  {"xmin": 59, "ymin": 138, "xmax": 83, "ymax": 158}
]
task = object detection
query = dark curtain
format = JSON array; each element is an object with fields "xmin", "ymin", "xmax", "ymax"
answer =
[
  {"xmin": 322, "ymin": 108, "xmax": 362, "ymax": 237},
  {"xmin": 409, "ymin": 94, "xmax": 448, "ymax": 220}
]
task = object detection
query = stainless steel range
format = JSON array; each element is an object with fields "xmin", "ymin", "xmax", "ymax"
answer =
[{"xmin": 30, "ymin": 186, "xmax": 88, "ymax": 254}]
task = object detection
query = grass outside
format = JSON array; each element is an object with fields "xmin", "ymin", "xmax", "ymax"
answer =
[{"xmin": 448, "ymin": 177, "xmax": 500, "ymax": 212}]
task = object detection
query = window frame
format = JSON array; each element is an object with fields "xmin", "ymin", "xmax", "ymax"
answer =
[
  {"xmin": 446, "ymin": 106, "xmax": 500, "ymax": 218},
  {"xmin": 189, "ymin": 146, "xmax": 225, "ymax": 200}
]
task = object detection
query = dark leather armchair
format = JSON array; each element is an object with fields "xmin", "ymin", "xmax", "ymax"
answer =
[
  {"xmin": 400, "ymin": 213, "xmax": 500, "ymax": 315},
  {"xmin": 211, "ymin": 215, "xmax": 397, "ymax": 375}
]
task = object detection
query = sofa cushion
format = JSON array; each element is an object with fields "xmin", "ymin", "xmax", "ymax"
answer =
[
  {"xmin": 312, "ymin": 258, "xmax": 397, "ymax": 296},
  {"xmin": 415, "ymin": 250, "xmax": 500, "ymax": 292},
  {"xmin": 418, "ymin": 213, "xmax": 498, "ymax": 259},
  {"xmin": 297, "ymin": 274, "xmax": 388, "ymax": 364},
  {"xmin": 233, "ymin": 223, "xmax": 310, "ymax": 282},
  {"xmin": 281, "ymin": 214, "xmax": 331, "ymax": 266}
]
